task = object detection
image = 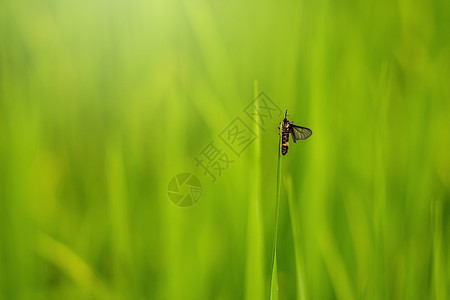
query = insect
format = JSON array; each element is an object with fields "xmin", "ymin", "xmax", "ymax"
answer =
[{"xmin": 279, "ymin": 110, "xmax": 312, "ymax": 155}]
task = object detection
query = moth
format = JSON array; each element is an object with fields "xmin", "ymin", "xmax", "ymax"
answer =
[{"xmin": 279, "ymin": 110, "xmax": 312, "ymax": 155}]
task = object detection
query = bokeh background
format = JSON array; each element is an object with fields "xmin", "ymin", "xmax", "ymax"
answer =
[{"xmin": 0, "ymin": 0, "xmax": 449, "ymax": 299}]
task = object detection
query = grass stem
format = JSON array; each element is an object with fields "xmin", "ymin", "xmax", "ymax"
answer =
[{"xmin": 270, "ymin": 127, "xmax": 282, "ymax": 300}]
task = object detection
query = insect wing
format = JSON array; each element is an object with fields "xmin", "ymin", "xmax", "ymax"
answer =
[{"xmin": 290, "ymin": 125, "xmax": 312, "ymax": 142}]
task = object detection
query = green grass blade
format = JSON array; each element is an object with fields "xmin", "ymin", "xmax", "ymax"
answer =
[
  {"xmin": 270, "ymin": 250, "xmax": 279, "ymax": 300},
  {"xmin": 245, "ymin": 80, "xmax": 265, "ymax": 299},
  {"xmin": 36, "ymin": 232, "xmax": 111, "ymax": 299},
  {"xmin": 270, "ymin": 127, "xmax": 282, "ymax": 300},
  {"xmin": 285, "ymin": 175, "xmax": 307, "ymax": 300}
]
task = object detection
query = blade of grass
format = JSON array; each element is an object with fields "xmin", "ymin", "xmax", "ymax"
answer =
[
  {"xmin": 317, "ymin": 227, "xmax": 356, "ymax": 300},
  {"xmin": 36, "ymin": 232, "xmax": 111, "ymax": 299},
  {"xmin": 431, "ymin": 197, "xmax": 447, "ymax": 300},
  {"xmin": 270, "ymin": 126, "xmax": 282, "ymax": 300},
  {"xmin": 245, "ymin": 80, "xmax": 265, "ymax": 300},
  {"xmin": 285, "ymin": 175, "xmax": 307, "ymax": 300}
]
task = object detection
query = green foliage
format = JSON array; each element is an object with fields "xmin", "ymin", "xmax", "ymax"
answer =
[{"xmin": 0, "ymin": 0, "xmax": 449, "ymax": 299}]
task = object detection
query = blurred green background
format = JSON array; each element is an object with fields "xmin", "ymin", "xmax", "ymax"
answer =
[{"xmin": 0, "ymin": 0, "xmax": 449, "ymax": 299}]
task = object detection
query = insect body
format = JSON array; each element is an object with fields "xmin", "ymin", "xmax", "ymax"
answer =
[{"xmin": 279, "ymin": 110, "xmax": 312, "ymax": 155}]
